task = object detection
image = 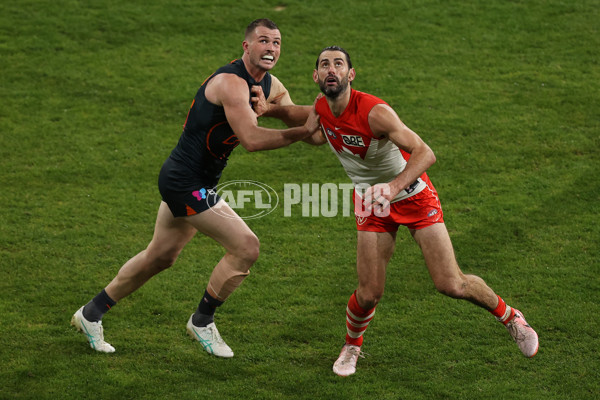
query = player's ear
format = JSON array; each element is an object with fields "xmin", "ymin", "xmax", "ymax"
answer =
[
  {"xmin": 312, "ymin": 70, "xmax": 319, "ymax": 83},
  {"xmin": 242, "ymin": 40, "xmax": 250, "ymax": 54},
  {"xmin": 348, "ymin": 68, "xmax": 356, "ymax": 82}
]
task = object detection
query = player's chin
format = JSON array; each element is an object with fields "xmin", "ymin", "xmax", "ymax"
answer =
[
  {"xmin": 261, "ymin": 61, "xmax": 276, "ymax": 70},
  {"xmin": 259, "ymin": 58, "xmax": 278, "ymax": 69}
]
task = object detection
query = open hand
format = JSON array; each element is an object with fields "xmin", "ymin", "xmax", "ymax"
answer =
[{"xmin": 250, "ymin": 85, "xmax": 269, "ymax": 117}]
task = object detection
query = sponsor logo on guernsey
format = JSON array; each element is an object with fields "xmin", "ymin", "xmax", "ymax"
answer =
[{"xmin": 342, "ymin": 135, "xmax": 365, "ymax": 147}]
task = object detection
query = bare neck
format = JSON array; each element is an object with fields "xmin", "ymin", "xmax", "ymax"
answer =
[
  {"xmin": 327, "ymin": 87, "xmax": 352, "ymax": 117},
  {"xmin": 241, "ymin": 54, "xmax": 267, "ymax": 82}
]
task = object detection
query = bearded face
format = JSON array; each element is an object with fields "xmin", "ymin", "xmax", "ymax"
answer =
[
  {"xmin": 314, "ymin": 50, "xmax": 354, "ymax": 99},
  {"xmin": 318, "ymin": 72, "xmax": 351, "ymax": 99}
]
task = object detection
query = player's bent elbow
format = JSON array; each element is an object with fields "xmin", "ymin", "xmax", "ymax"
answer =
[
  {"xmin": 239, "ymin": 139, "xmax": 261, "ymax": 153},
  {"xmin": 426, "ymin": 146, "xmax": 437, "ymax": 167}
]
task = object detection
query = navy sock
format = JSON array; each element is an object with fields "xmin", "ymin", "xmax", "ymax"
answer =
[
  {"xmin": 192, "ymin": 290, "xmax": 224, "ymax": 327},
  {"xmin": 82, "ymin": 289, "xmax": 116, "ymax": 322}
]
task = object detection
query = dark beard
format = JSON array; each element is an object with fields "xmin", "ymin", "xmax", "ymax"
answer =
[{"xmin": 319, "ymin": 77, "xmax": 349, "ymax": 99}]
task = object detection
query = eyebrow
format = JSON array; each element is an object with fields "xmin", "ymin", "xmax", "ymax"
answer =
[
  {"xmin": 320, "ymin": 57, "xmax": 345, "ymax": 64},
  {"xmin": 257, "ymin": 35, "xmax": 281, "ymax": 41}
]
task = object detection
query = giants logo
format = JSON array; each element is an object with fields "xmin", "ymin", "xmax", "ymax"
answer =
[
  {"xmin": 342, "ymin": 135, "xmax": 365, "ymax": 147},
  {"xmin": 206, "ymin": 122, "xmax": 240, "ymax": 160}
]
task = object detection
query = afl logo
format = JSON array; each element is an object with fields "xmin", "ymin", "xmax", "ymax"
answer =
[
  {"xmin": 427, "ymin": 209, "xmax": 439, "ymax": 218},
  {"xmin": 212, "ymin": 180, "xmax": 279, "ymax": 220}
]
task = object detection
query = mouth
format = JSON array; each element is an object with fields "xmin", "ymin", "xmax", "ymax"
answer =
[
  {"xmin": 261, "ymin": 55, "xmax": 275, "ymax": 62},
  {"xmin": 325, "ymin": 76, "xmax": 338, "ymax": 86}
]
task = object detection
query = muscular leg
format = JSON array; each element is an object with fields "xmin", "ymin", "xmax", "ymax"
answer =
[
  {"xmin": 410, "ymin": 222, "xmax": 498, "ymax": 310},
  {"xmin": 105, "ymin": 199, "xmax": 259, "ymax": 303},
  {"xmin": 105, "ymin": 201, "xmax": 197, "ymax": 301},
  {"xmin": 333, "ymin": 230, "xmax": 397, "ymax": 375},
  {"xmin": 183, "ymin": 200, "xmax": 259, "ymax": 357},
  {"xmin": 343, "ymin": 231, "xmax": 397, "ymax": 343},
  {"xmin": 73, "ymin": 201, "xmax": 197, "ymax": 351},
  {"xmin": 411, "ymin": 222, "xmax": 540, "ymax": 357},
  {"xmin": 355, "ymin": 230, "xmax": 396, "ymax": 309},
  {"xmin": 74, "ymin": 200, "xmax": 259, "ymax": 356},
  {"xmin": 186, "ymin": 199, "xmax": 259, "ymax": 301}
]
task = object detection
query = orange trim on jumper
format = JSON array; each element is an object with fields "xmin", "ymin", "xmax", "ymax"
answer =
[
  {"xmin": 186, "ymin": 204, "xmax": 197, "ymax": 216},
  {"xmin": 199, "ymin": 59, "xmax": 237, "ymax": 87},
  {"xmin": 182, "ymin": 99, "xmax": 196, "ymax": 130},
  {"xmin": 200, "ymin": 74, "xmax": 214, "ymax": 87}
]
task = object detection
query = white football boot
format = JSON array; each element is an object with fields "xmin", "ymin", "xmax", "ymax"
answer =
[
  {"xmin": 505, "ymin": 309, "xmax": 539, "ymax": 358},
  {"xmin": 186, "ymin": 315, "xmax": 234, "ymax": 358},
  {"xmin": 333, "ymin": 344, "xmax": 363, "ymax": 377},
  {"xmin": 71, "ymin": 306, "xmax": 115, "ymax": 353}
]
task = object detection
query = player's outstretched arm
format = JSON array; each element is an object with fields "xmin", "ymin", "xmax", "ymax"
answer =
[
  {"xmin": 252, "ymin": 75, "xmax": 312, "ymax": 127},
  {"xmin": 209, "ymin": 73, "xmax": 319, "ymax": 151},
  {"xmin": 303, "ymin": 127, "xmax": 327, "ymax": 146}
]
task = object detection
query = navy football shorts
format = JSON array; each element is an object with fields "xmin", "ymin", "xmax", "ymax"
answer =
[{"xmin": 158, "ymin": 158, "xmax": 221, "ymax": 217}]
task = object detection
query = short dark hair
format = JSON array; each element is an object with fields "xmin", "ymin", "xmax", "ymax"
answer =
[
  {"xmin": 245, "ymin": 18, "xmax": 279, "ymax": 38},
  {"xmin": 315, "ymin": 46, "xmax": 353, "ymax": 69}
]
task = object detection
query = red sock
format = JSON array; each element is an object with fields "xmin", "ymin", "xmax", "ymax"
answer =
[
  {"xmin": 490, "ymin": 295, "xmax": 515, "ymax": 324},
  {"xmin": 344, "ymin": 291, "xmax": 376, "ymax": 346}
]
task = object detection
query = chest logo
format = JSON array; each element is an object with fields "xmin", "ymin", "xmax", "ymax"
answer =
[
  {"xmin": 326, "ymin": 128, "xmax": 337, "ymax": 140},
  {"xmin": 342, "ymin": 135, "xmax": 365, "ymax": 147}
]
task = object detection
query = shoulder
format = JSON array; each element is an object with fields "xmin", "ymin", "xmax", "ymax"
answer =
[
  {"xmin": 269, "ymin": 74, "xmax": 283, "ymax": 90},
  {"xmin": 266, "ymin": 74, "xmax": 290, "ymax": 104},
  {"xmin": 367, "ymin": 102, "xmax": 404, "ymax": 139},
  {"xmin": 352, "ymin": 90, "xmax": 388, "ymax": 120},
  {"xmin": 209, "ymin": 59, "xmax": 251, "ymax": 86},
  {"xmin": 353, "ymin": 90, "xmax": 387, "ymax": 109},
  {"xmin": 204, "ymin": 59, "xmax": 245, "ymax": 87},
  {"xmin": 205, "ymin": 71, "xmax": 249, "ymax": 106},
  {"xmin": 218, "ymin": 59, "xmax": 244, "ymax": 73}
]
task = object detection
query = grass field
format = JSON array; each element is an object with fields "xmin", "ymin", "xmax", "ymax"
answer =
[{"xmin": 1, "ymin": 0, "xmax": 599, "ymax": 399}]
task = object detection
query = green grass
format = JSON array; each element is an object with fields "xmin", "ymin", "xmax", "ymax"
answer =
[{"xmin": 1, "ymin": 0, "xmax": 599, "ymax": 399}]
